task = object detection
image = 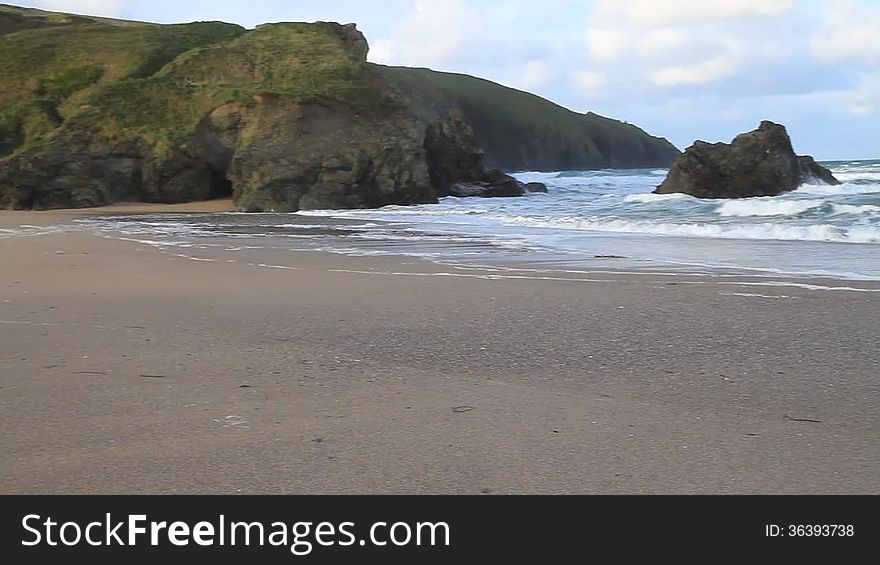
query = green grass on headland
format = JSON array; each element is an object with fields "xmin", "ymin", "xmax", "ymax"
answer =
[
  {"xmin": 0, "ymin": 5, "xmax": 246, "ymax": 155},
  {"xmin": 0, "ymin": 4, "xmax": 387, "ymax": 157}
]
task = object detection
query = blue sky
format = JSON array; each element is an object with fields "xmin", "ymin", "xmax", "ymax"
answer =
[{"xmin": 21, "ymin": 0, "xmax": 880, "ymax": 159}]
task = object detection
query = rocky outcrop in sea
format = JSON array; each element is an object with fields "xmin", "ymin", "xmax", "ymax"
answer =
[{"xmin": 655, "ymin": 121, "xmax": 840, "ymax": 199}]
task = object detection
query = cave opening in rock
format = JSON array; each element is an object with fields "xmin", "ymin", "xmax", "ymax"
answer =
[{"xmin": 208, "ymin": 167, "xmax": 233, "ymax": 200}]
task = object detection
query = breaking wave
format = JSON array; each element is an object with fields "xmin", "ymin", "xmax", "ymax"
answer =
[{"xmin": 493, "ymin": 215, "xmax": 880, "ymax": 244}]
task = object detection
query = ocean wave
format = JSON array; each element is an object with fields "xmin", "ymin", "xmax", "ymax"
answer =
[
  {"xmin": 624, "ymin": 193, "xmax": 692, "ymax": 204},
  {"xmin": 495, "ymin": 215, "xmax": 880, "ymax": 243},
  {"xmin": 511, "ymin": 171, "xmax": 562, "ymax": 183},
  {"xmin": 830, "ymin": 204, "xmax": 880, "ymax": 215},
  {"xmin": 796, "ymin": 182, "xmax": 880, "ymax": 195},
  {"xmin": 716, "ymin": 199, "xmax": 826, "ymax": 217},
  {"xmin": 272, "ymin": 223, "xmax": 384, "ymax": 229},
  {"xmin": 0, "ymin": 223, "xmax": 81, "ymax": 239},
  {"xmin": 830, "ymin": 171, "xmax": 880, "ymax": 183},
  {"xmin": 298, "ymin": 207, "xmax": 491, "ymax": 218}
]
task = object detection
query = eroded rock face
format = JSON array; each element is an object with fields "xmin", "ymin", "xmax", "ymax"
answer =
[
  {"xmin": 221, "ymin": 95, "xmax": 436, "ymax": 212},
  {"xmin": 0, "ymin": 96, "xmax": 531, "ymax": 211},
  {"xmin": 426, "ymin": 114, "xmax": 546, "ymax": 199},
  {"xmin": 655, "ymin": 121, "xmax": 840, "ymax": 199},
  {"xmin": 335, "ymin": 23, "xmax": 369, "ymax": 62}
]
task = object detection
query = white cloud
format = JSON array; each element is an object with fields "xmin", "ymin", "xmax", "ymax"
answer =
[
  {"xmin": 364, "ymin": 0, "xmax": 481, "ymax": 68},
  {"xmin": 572, "ymin": 69, "xmax": 607, "ymax": 91},
  {"xmin": 808, "ymin": 2, "xmax": 880, "ymax": 119},
  {"xmin": 579, "ymin": 0, "xmax": 798, "ymax": 95},
  {"xmin": 36, "ymin": 0, "xmax": 126, "ymax": 17},
  {"xmin": 636, "ymin": 28, "xmax": 689, "ymax": 57},
  {"xmin": 811, "ymin": 0, "xmax": 880, "ymax": 65},
  {"xmin": 846, "ymin": 73, "xmax": 880, "ymax": 116},
  {"xmin": 592, "ymin": 0, "xmax": 793, "ymax": 28},
  {"xmin": 518, "ymin": 61, "xmax": 551, "ymax": 89},
  {"xmin": 649, "ymin": 53, "xmax": 738, "ymax": 86},
  {"xmin": 850, "ymin": 103, "xmax": 875, "ymax": 115},
  {"xmin": 586, "ymin": 27, "xmax": 629, "ymax": 61},
  {"xmin": 369, "ymin": 39, "xmax": 394, "ymax": 64}
]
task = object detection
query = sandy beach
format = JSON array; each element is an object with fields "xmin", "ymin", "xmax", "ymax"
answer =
[{"xmin": 0, "ymin": 205, "xmax": 878, "ymax": 494}]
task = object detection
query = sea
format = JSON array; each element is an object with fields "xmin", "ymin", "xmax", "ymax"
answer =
[{"xmin": 42, "ymin": 158, "xmax": 880, "ymax": 283}]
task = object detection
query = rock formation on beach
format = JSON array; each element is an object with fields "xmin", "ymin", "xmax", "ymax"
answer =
[
  {"xmin": 655, "ymin": 121, "xmax": 840, "ymax": 199},
  {"xmin": 0, "ymin": 4, "xmax": 677, "ymax": 211}
]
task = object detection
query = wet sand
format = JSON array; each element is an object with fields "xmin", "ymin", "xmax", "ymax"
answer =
[
  {"xmin": 0, "ymin": 199, "xmax": 236, "ymax": 228},
  {"xmin": 0, "ymin": 207, "xmax": 878, "ymax": 494}
]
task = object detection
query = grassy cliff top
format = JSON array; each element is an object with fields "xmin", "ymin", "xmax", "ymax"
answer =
[
  {"xmin": 0, "ymin": 5, "xmax": 381, "ymax": 157},
  {"xmin": 0, "ymin": 4, "xmax": 250, "ymax": 156}
]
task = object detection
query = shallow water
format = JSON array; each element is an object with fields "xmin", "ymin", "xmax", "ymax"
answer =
[
  {"xmin": 302, "ymin": 159, "xmax": 880, "ymax": 280},
  {"xmin": 51, "ymin": 159, "xmax": 880, "ymax": 282}
]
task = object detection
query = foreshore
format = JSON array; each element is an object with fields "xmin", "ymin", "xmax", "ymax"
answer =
[
  {"xmin": 0, "ymin": 200, "xmax": 237, "ymax": 228},
  {"xmin": 1, "ymin": 205, "xmax": 878, "ymax": 494}
]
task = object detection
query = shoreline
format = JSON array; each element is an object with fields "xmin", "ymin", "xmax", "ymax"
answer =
[
  {"xmin": 1, "ymin": 223, "xmax": 877, "ymax": 494},
  {"xmin": 3, "ymin": 202, "xmax": 879, "ymax": 287},
  {"xmin": 0, "ymin": 200, "xmax": 237, "ymax": 229}
]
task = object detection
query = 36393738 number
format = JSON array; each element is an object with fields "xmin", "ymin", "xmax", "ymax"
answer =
[
  {"xmin": 791, "ymin": 525, "xmax": 853, "ymax": 537},
  {"xmin": 766, "ymin": 524, "xmax": 855, "ymax": 537}
]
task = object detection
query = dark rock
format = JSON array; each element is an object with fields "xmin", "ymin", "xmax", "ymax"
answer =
[
  {"xmin": 449, "ymin": 180, "xmax": 521, "ymax": 198},
  {"xmin": 655, "ymin": 121, "xmax": 840, "ymax": 198},
  {"xmin": 798, "ymin": 155, "xmax": 840, "ymax": 185},
  {"xmin": 423, "ymin": 112, "xmax": 487, "ymax": 190},
  {"xmin": 224, "ymin": 96, "xmax": 437, "ymax": 212},
  {"xmin": 447, "ymin": 168, "xmax": 544, "ymax": 199},
  {"xmin": 449, "ymin": 183, "xmax": 490, "ymax": 198},
  {"xmin": 523, "ymin": 182, "xmax": 548, "ymax": 193},
  {"xmin": 425, "ymin": 116, "xmax": 545, "ymax": 199}
]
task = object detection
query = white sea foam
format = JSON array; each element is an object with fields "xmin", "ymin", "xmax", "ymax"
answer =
[
  {"xmin": 0, "ymin": 224, "xmax": 70, "ymax": 238},
  {"xmin": 831, "ymin": 171, "xmax": 880, "ymax": 183},
  {"xmin": 624, "ymin": 193, "xmax": 691, "ymax": 204},
  {"xmin": 511, "ymin": 171, "xmax": 562, "ymax": 183},
  {"xmin": 722, "ymin": 292, "xmax": 793, "ymax": 299},
  {"xmin": 830, "ymin": 204, "xmax": 880, "ymax": 215},
  {"xmin": 495, "ymin": 215, "xmax": 880, "ymax": 243},
  {"xmin": 796, "ymin": 182, "xmax": 880, "ymax": 196},
  {"xmin": 299, "ymin": 207, "xmax": 491, "ymax": 218},
  {"xmin": 724, "ymin": 281, "xmax": 880, "ymax": 293},
  {"xmin": 716, "ymin": 199, "xmax": 826, "ymax": 217}
]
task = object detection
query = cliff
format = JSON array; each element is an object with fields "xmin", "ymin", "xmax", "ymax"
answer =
[
  {"xmin": 0, "ymin": 4, "xmax": 677, "ymax": 211},
  {"xmin": 377, "ymin": 66, "xmax": 680, "ymax": 171}
]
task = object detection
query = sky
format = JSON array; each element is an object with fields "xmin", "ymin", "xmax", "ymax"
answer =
[{"xmin": 19, "ymin": 0, "xmax": 880, "ymax": 159}]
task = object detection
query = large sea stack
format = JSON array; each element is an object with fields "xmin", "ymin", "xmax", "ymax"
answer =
[
  {"xmin": 0, "ymin": 4, "xmax": 679, "ymax": 212},
  {"xmin": 655, "ymin": 121, "xmax": 840, "ymax": 199}
]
